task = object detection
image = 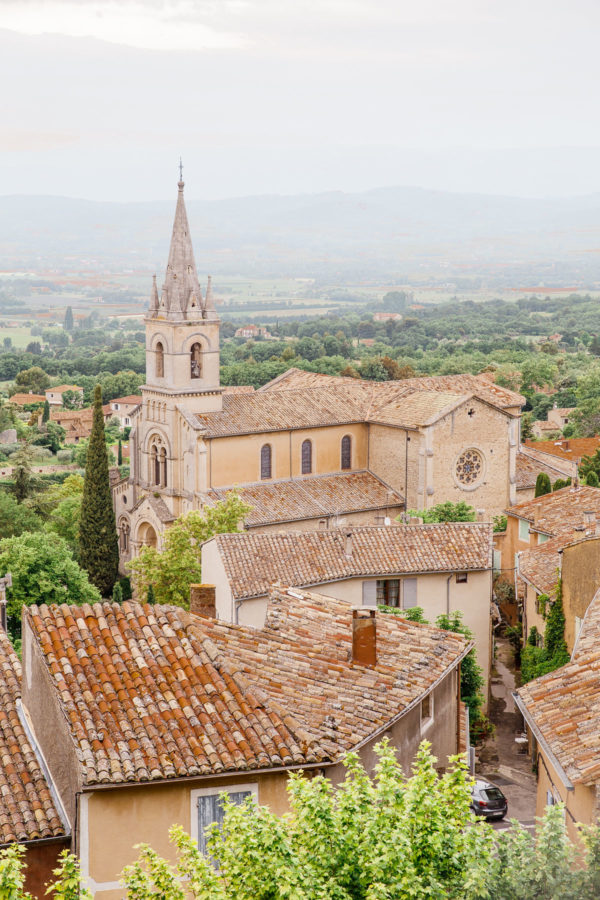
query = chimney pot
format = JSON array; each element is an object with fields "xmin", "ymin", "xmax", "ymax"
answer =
[
  {"xmin": 352, "ymin": 608, "xmax": 376, "ymax": 667},
  {"xmin": 345, "ymin": 531, "xmax": 353, "ymax": 556},
  {"xmin": 190, "ymin": 583, "xmax": 216, "ymax": 618}
]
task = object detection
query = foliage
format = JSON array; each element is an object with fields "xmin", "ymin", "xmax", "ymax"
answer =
[
  {"xmin": 494, "ymin": 579, "xmax": 515, "ymax": 606},
  {"xmin": 436, "ymin": 611, "xmax": 489, "ymax": 742},
  {"xmin": 406, "ymin": 501, "xmax": 476, "ymax": 523},
  {"xmin": 42, "ymin": 399, "xmax": 50, "ymax": 423},
  {"xmin": 61, "ymin": 389, "xmax": 83, "ymax": 410},
  {"xmin": 378, "ymin": 604, "xmax": 428, "ymax": 623},
  {"xmin": 45, "ymin": 849, "xmax": 93, "ymax": 900},
  {"xmin": 0, "ymin": 532, "xmax": 100, "ymax": 637},
  {"xmin": 14, "ymin": 366, "xmax": 50, "ymax": 394},
  {"xmin": 73, "ymin": 437, "xmax": 116, "ymax": 469},
  {"xmin": 112, "ymin": 581, "xmax": 123, "ymax": 603},
  {"xmin": 0, "ymin": 844, "xmax": 29, "ymax": 900},
  {"xmin": 127, "ymin": 494, "xmax": 252, "ymax": 606},
  {"xmin": 493, "ymin": 514, "xmax": 507, "ymax": 533},
  {"xmin": 78, "ymin": 385, "xmax": 119, "ymax": 597},
  {"xmin": 553, "ymin": 477, "xmax": 571, "ymax": 491},
  {"xmin": 505, "ymin": 623, "xmax": 522, "ymax": 665},
  {"xmin": 521, "ymin": 582, "xmax": 570, "ymax": 683},
  {"xmin": 579, "ymin": 448, "xmax": 600, "ymax": 483},
  {"xmin": 586, "ymin": 470, "xmax": 599, "ymax": 487},
  {"xmin": 534, "ymin": 472, "xmax": 552, "ymax": 497},
  {"xmin": 123, "ymin": 740, "xmax": 494, "ymax": 900},
  {"xmin": 10, "ymin": 442, "xmax": 36, "ymax": 502},
  {"xmin": 63, "ymin": 305, "xmax": 74, "ymax": 332}
]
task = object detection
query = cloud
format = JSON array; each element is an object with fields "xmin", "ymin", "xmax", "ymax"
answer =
[{"xmin": 0, "ymin": 130, "xmax": 79, "ymax": 151}]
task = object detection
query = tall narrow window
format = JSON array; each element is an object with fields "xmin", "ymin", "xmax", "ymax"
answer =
[
  {"xmin": 260, "ymin": 444, "xmax": 272, "ymax": 480},
  {"xmin": 301, "ymin": 439, "xmax": 312, "ymax": 474},
  {"xmin": 190, "ymin": 342, "xmax": 202, "ymax": 379},
  {"xmin": 155, "ymin": 341, "xmax": 164, "ymax": 378},
  {"xmin": 341, "ymin": 435, "xmax": 351, "ymax": 470},
  {"xmin": 160, "ymin": 447, "xmax": 168, "ymax": 487},
  {"xmin": 151, "ymin": 444, "xmax": 160, "ymax": 485}
]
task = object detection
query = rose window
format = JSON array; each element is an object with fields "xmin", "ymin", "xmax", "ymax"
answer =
[{"xmin": 456, "ymin": 449, "xmax": 483, "ymax": 486}]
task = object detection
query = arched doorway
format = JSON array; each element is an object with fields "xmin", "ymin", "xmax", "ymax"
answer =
[{"xmin": 138, "ymin": 522, "xmax": 158, "ymax": 549}]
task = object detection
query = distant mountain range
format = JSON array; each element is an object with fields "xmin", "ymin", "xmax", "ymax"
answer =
[{"xmin": 2, "ymin": 186, "xmax": 600, "ymax": 284}]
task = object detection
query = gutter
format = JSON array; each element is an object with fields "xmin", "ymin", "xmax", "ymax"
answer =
[{"xmin": 512, "ymin": 691, "xmax": 574, "ymax": 791}]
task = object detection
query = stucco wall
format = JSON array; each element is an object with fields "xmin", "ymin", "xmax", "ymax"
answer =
[
  {"xmin": 208, "ymin": 423, "xmax": 368, "ymax": 488},
  {"xmin": 561, "ymin": 538, "xmax": 600, "ymax": 652},
  {"xmin": 367, "ymin": 424, "xmax": 421, "ymax": 507},
  {"xmin": 23, "ymin": 840, "xmax": 71, "ymax": 900},
  {"xmin": 535, "ymin": 749, "xmax": 596, "ymax": 842},
  {"xmin": 21, "ymin": 614, "xmax": 82, "ymax": 828}
]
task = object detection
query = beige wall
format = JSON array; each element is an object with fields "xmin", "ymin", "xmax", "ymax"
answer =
[
  {"xmin": 249, "ymin": 506, "xmax": 405, "ymax": 534},
  {"xmin": 535, "ymin": 747, "xmax": 596, "ymax": 842},
  {"xmin": 207, "ymin": 423, "xmax": 368, "ymax": 488},
  {"xmin": 499, "ymin": 514, "xmax": 547, "ymax": 595},
  {"xmin": 367, "ymin": 424, "xmax": 421, "ymax": 507},
  {"xmin": 561, "ymin": 538, "xmax": 600, "ymax": 653},
  {"xmin": 430, "ymin": 401, "xmax": 514, "ymax": 518},
  {"xmin": 523, "ymin": 582, "xmax": 547, "ymax": 643}
]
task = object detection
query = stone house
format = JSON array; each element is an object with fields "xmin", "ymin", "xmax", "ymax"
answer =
[
  {"xmin": 514, "ymin": 447, "xmax": 572, "ymax": 503},
  {"xmin": 8, "ymin": 392, "xmax": 46, "ymax": 407},
  {"xmin": 522, "ymin": 437, "xmax": 600, "ymax": 477},
  {"xmin": 21, "ymin": 591, "xmax": 470, "ymax": 899},
  {"xmin": 45, "ymin": 385, "xmax": 84, "ymax": 407},
  {"xmin": 0, "ymin": 629, "xmax": 69, "ymax": 897},
  {"xmin": 202, "ymin": 522, "xmax": 493, "ymax": 702},
  {"xmin": 108, "ymin": 395, "xmax": 141, "ymax": 431},
  {"xmin": 114, "ymin": 175, "xmax": 525, "ymax": 569},
  {"xmin": 515, "ymin": 590, "xmax": 600, "ymax": 841}
]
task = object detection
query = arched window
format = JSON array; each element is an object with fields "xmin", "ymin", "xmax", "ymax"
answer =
[
  {"xmin": 301, "ymin": 439, "xmax": 312, "ymax": 475},
  {"xmin": 341, "ymin": 435, "xmax": 352, "ymax": 470},
  {"xmin": 150, "ymin": 443, "xmax": 160, "ymax": 485},
  {"xmin": 120, "ymin": 520, "xmax": 130, "ymax": 553},
  {"xmin": 260, "ymin": 444, "xmax": 272, "ymax": 480},
  {"xmin": 190, "ymin": 342, "xmax": 202, "ymax": 379},
  {"xmin": 155, "ymin": 341, "xmax": 164, "ymax": 378},
  {"xmin": 160, "ymin": 447, "xmax": 168, "ymax": 487}
]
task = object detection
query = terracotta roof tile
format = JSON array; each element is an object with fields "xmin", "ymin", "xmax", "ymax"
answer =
[
  {"xmin": 204, "ymin": 471, "xmax": 404, "ymax": 527},
  {"xmin": 518, "ymin": 533, "xmax": 581, "ymax": 595},
  {"xmin": 0, "ymin": 631, "xmax": 66, "ymax": 844},
  {"xmin": 8, "ymin": 393, "xmax": 46, "ymax": 405},
  {"xmin": 515, "ymin": 449, "xmax": 572, "ymax": 490},
  {"xmin": 518, "ymin": 589, "xmax": 600, "ymax": 785},
  {"xmin": 208, "ymin": 523, "xmax": 493, "ymax": 600},
  {"xmin": 26, "ymin": 593, "xmax": 470, "ymax": 786},
  {"xmin": 523, "ymin": 437, "xmax": 600, "ymax": 463},
  {"xmin": 506, "ymin": 485, "xmax": 600, "ymax": 537}
]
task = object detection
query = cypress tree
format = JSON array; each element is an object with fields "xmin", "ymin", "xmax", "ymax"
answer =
[
  {"xmin": 587, "ymin": 471, "xmax": 599, "ymax": 487},
  {"xmin": 535, "ymin": 472, "xmax": 552, "ymax": 497},
  {"xmin": 147, "ymin": 584, "xmax": 156, "ymax": 605},
  {"xmin": 42, "ymin": 399, "xmax": 50, "ymax": 423},
  {"xmin": 118, "ymin": 438, "xmax": 123, "ymax": 466},
  {"xmin": 78, "ymin": 384, "xmax": 119, "ymax": 597},
  {"xmin": 64, "ymin": 306, "xmax": 74, "ymax": 331}
]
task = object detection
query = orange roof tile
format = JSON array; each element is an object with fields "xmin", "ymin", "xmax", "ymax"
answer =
[
  {"xmin": 26, "ymin": 593, "xmax": 470, "ymax": 785},
  {"xmin": 8, "ymin": 393, "xmax": 46, "ymax": 405},
  {"xmin": 515, "ymin": 449, "xmax": 572, "ymax": 490},
  {"xmin": 208, "ymin": 524, "xmax": 492, "ymax": 600},
  {"xmin": 0, "ymin": 631, "xmax": 66, "ymax": 844},
  {"xmin": 204, "ymin": 471, "xmax": 404, "ymax": 527},
  {"xmin": 518, "ymin": 589, "xmax": 600, "ymax": 785},
  {"xmin": 506, "ymin": 485, "xmax": 600, "ymax": 536},
  {"xmin": 523, "ymin": 437, "xmax": 600, "ymax": 463}
]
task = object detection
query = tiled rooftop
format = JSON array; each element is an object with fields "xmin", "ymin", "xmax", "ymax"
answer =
[
  {"xmin": 208, "ymin": 523, "xmax": 493, "ymax": 600},
  {"xmin": 0, "ymin": 630, "xmax": 66, "ymax": 845},
  {"xmin": 518, "ymin": 533, "xmax": 580, "ymax": 595},
  {"xmin": 26, "ymin": 593, "xmax": 470, "ymax": 786},
  {"xmin": 111, "ymin": 395, "xmax": 142, "ymax": 405},
  {"xmin": 506, "ymin": 485, "xmax": 600, "ymax": 536},
  {"xmin": 515, "ymin": 449, "xmax": 572, "ymax": 491},
  {"xmin": 523, "ymin": 437, "xmax": 600, "ymax": 463},
  {"xmin": 9, "ymin": 393, "xmax": 46, "ymax": 405},
  {"xmin": 518, "ymin": 589, "xmax": 600, "ymax": 785},
  {"xmin": 205, "ymin": 471, "xmax": 404, "ymax": 527},
  {"xmin": 259, "ymin": 367, "xmax": 525, "ymax": 410}
]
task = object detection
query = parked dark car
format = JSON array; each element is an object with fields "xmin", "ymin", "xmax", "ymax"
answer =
[{"xmin": 471, "ymin": 779, "xmax": 508, "ymax": 820}]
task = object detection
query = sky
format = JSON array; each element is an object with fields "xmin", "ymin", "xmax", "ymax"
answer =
[{"xmin": 1, "ymin": 0, "xmax": 600, "ymax": 202}]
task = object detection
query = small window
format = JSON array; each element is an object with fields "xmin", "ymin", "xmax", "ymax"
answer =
[
  {"xmin": 260, "ymin": 444, "xmax": 272, "ymax": 480},
  {"xmin": 155, "ymin": 341, "xmax": 164, "ymax": 378},
  {"xmin": 301, "ymin": 440, "xmax": 312, "ymax": 474},
  {"xmin": 537, "ymin": 533, "xmax": 549, "ymax": 544},
  {"xmin": 456, "ymin": 572, "xmax": 468, "ymax": 584},
  {"xmin": 493, "ymin": 549, "xmax": 501, "ymax": 572},
  {"xmin": 341, "ymin": 435, "xmax": 352, "ymax": 470},
  {"xmin": 192, "ymin": 785, "xmax": 257, "ymax": 857},
  {"xmin": 376, "ymin": 579, "xmax": 400, "ymax": 607},
  {"xmin": 421, "ymin": 693, "xmax": 434, "ymax": 732},
  {"xmin": 518, "ymin": 519, "xmax": 530, "ymax": 543},
  {"xmin": 403, "ymin": 577, "xmax": 417, "ymax": 609}
]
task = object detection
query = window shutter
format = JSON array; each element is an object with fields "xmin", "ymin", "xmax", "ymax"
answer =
[
  {"xmin": 362, "ymin": 580, "xmax": 377, "ymax": 606},
  {"xmin": 197, "ymin": 790, "xmax": 252, "ymax": 856},
  {"xmin": 403, "ymin": 578, "xmax": 417, "ymax": 609}
]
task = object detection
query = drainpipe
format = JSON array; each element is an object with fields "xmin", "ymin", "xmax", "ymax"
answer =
[{"xmin": 446, "ymin": 573, "xmax": 452, "ymax": 616}]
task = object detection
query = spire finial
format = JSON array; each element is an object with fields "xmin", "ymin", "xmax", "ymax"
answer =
[{"xmin": 178, "ymin": 157, "xmax": 184, "ymax": 187}]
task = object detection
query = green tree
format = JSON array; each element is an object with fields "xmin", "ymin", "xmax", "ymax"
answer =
[
  {"xmin": 118, "ymin": 438, "xmax": 123, "ymax": 466},
  {"xmin": 405, "ymin": 501, "xmax": 476, "ymax": 523},
  {"xmin": 521, "ymin": 583, "xmax": 570, "ymax": 684},
  {"xmin": 14, "ymin": 366, "xmax": 50, "ymax": 394},
  {"xmin": 535, "ymin": 472, "xmax": 552, "ymax": 497},
  {"xmin": 587, "ymin": 471, "xmax": 599, "ymax": 487},
  {"xmin": 0, "ymin": 532, "xmax": 100, "ymax": 636},
  {"xmin": 78, "ymin": 385, "xmax": 119, "ymax": 597},
  {"xmin": 127, "ymin": 494, "xmax": 252, "ymax": 606},
  {"xmin": 112, "ymin": 581, "xmax": 123, "ymax": 603},
  {"xmin": 11, "ymin": 442, "xmax": 36, "ymax": 502},
  {"xmin": 0, "ymin": 492, "xmax": 42, "ymax": 539},
  {"xmin": 436, "ymin": 611, "xmax": 488, "ymax": 742},
  {"xmin": 579, "ymin": 448, "xmax": 600, "ymax": 483},
  {"xmin": 42, "ymin": 399, "xmax": 50, "ymax": 423},
  {"xmin": 61, "ymin": 389, "xmax": 83, "ymax": 410},
  {"xmin": 64, "ymin": 305, "xmax": 74, "ymax": 331}
]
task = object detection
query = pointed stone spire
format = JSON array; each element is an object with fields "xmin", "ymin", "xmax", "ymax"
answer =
[
  {"xmin": 161, "ymin": 176, "xmax": 203, "ymax": 320},
  {"xmin": 204, "ymin": 274, "xmax": 215, "ymax": 314},
  {"xmin": 149, "ymin": 274, "xmax": 159, "ymax": 316}
]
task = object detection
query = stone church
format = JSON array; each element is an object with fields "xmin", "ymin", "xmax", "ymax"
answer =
[{"xmin": 115, "ymin": 177, "xmax": 526, "ymax": 569}]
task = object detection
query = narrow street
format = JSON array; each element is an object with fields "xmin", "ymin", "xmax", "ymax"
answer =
[{"xmin": 477, "ymin": 636, "xmax": 537, "ymax": 829}]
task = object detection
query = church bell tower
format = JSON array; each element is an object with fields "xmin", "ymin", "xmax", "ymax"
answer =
[{"xmin": 143, "ymin": 169, "xmax": 222, "ymax": 413}]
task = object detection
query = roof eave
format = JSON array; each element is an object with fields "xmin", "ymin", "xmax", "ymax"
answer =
[{"xmin": 512, "ymin": 691, "xmax": 575, "ymax": 791}]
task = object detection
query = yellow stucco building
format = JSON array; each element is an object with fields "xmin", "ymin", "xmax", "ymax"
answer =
[{"xmin": 115, "ymin": 176, "xmax": 526, "ymax": 569}]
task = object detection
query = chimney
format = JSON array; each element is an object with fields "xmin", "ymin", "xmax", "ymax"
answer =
[
  {"xmin": 190, "ymin": 584, "xmax": 216, "ymax": 618},
  {"xmin": 352, "ymin": 608, "xmax": 376, "ymax": 667},
  {"xmin": 345, "ymin": 531, "xmax": 353, "ymax": 557}
]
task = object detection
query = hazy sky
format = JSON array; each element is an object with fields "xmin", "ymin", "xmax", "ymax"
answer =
[{"xmin": 1, "ymin": 0, "xmax": 600, "ymax": 201}]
